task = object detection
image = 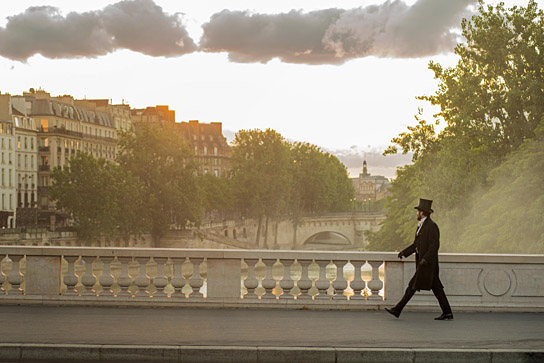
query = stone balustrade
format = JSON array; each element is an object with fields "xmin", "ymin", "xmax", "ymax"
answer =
[{"xmin": 0, "ymin": 246, "xmax": 543, "ymax": 311}]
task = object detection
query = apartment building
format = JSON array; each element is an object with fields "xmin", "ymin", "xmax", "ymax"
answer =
[
  {"xmin": 0, "ymin": 94, "xmax": 18, "ymax": 228},
  {"xmin": 176, "ymin": 120, "xmax": 231, "ymax": 177},
  {"xmin": 21, "ymin": 89, "xmax": 119, "ymax": 229},
  {"xmin": 11, "ymin": 96, "xmax": 39, "ymax": 227}
]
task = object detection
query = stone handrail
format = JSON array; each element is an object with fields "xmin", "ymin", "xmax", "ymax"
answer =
[{"xmin": 0, "ymin": 246, "xmax": 543, "ymax": 311}]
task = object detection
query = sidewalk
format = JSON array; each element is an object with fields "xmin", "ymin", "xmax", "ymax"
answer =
[{"xmin": 0, "ymin": 305, "xmax": 543, "ymax": 361}]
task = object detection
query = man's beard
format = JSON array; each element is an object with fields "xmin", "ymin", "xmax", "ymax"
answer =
[{"xmin": 416, "ymin": 214, "xmax": 422, "ymax": 221}]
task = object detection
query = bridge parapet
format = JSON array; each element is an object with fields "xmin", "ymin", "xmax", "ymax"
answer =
[{"xmin": 0, "ymin": 246, "xmax": 543, "ymax": 311}]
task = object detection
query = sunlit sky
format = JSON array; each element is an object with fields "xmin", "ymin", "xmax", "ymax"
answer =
[{"xmin": 0, "ymin": 0, "xmax": 529, "ymax": 178}]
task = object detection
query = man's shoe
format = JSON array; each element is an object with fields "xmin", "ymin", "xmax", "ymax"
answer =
[
  {"xmin": 385, "ymin": 307, "xmax": 401, "ymax": 318},
  {"xmin": 434, "ymin": 313, "xmax": 454, "ymax": 320}
]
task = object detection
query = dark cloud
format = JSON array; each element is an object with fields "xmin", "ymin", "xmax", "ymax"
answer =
[
  {"xmin": 0, "ymin": 0, "xmax": 197, "ymax": 61},
  {"xmin": 200, "ymin": 9, "xmax": 345, "ymax": 64},
  {"xmin": 201, "ymin": 0, "xmax": 476, "ymax": 64}
]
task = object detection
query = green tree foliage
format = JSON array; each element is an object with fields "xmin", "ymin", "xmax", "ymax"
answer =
[
  {"xmin": 231, "ymin": 130, "xmax": 354, "ymax": 247},
  {"xmin": 49, "ymin": 153, "xmax": 121, "ymax": 243},
  {"xmin": 368, "ymin": 0, "xmax": 544, "ymax": 253},
  {"xmin": 117, "ymin": 123, "xmax": 201, "ymax": 244},
  {"xmin": 458, "ymin": 124, "xmax": 544, "ymax": 253},
  {"xmin": 230, "ymin": 129, "xmax": 292, "ymax": 247}
]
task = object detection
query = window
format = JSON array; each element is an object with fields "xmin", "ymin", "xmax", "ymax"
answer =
[
  {"xmin": 204, "ymin": 146, "xmax": 207, "ymax": 155},
  {"xmin": 214, "ymin": 169, "xmax": 219, "ymax": 177},
  {"xmin": 194, "ymin": 146, "xmax": 198, "ymax": 155},
  {"xmin": 24, "ymin": 137, "xmax": 27, "ymax": 149},
  {"xmin": 17, "ymin": 155, "xmax": 21, "ymax": 168},
  {"xmin": 204, "ymin": 168, "xmax": 208, "ymax": 174},
  {"xmin": 8, "ymin": 169, "xmax": 11, "ymax": 187},
  {"xmin": 31, "ymin": 138, "xmax": 34, "ymax": 150},
  {"xmin": 17, "ymin": 137, "xmax": 21, "ymax": 149}
]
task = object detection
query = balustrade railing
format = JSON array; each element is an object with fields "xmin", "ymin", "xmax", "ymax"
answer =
[{"xmin": 0, "ymin": 247, "xmax": 543, "ymax": 311}]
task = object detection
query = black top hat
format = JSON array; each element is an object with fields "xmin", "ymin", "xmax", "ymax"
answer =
[{"xmin": 414, "ymin": 198, "xmax": 434, "ymax": 214}]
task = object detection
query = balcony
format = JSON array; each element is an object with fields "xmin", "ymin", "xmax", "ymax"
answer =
[
  {"xmin": 38, "ymin": 186, "xmax": 49, "ymax": 193},
  {"xmin": 38, "ymin": 146, "xmax": 50, "ymax": 152},
  {"xmin": 38, "ymin": 165, "xmax": 50, "ymax": 171}
]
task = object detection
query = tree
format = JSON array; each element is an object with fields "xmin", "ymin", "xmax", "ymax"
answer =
[
  {"xmin": 116, "ymin": 123, "xmax": 201, "ymax": 245},
  {"xmin": 369, "ymin": 0, "xmax": 544, "ymax": 252},
  {"xmin": 49, "ymin": 153, "xmax": 119, "ymax": 243},
  {"xmin": 288, "ymin": 142, "xmax": 354, "ymax": 247},
  {"xmin": 230, "ymin": 129, "xmax": 292, "ymax": 248}
]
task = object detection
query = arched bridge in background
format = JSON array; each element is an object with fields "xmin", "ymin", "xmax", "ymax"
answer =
[{"xmin": 161, "ymin": 212, "xmax": 386, "ymax": 250}]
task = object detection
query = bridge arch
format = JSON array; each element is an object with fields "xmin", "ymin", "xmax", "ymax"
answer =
[{"xmin": 303, "ymin": 231, "xmax": 352, "ymax": 249}]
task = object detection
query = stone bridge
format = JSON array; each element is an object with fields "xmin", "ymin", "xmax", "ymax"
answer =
[
  {"xmin": 173, "ymin": 212, "xmax": 386, "ymax": 250},
  {"xmin": 0, "ymin": 246, "xmax": 543, "ymax": 362}
]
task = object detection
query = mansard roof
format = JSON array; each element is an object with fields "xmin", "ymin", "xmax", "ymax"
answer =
[{"xmin": 28, "ymin": 98, "xmax": 114, "ymax": 128}]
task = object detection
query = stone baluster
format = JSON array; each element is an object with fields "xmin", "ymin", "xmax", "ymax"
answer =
[
  {"xmin": 261, "ymin": 259, "xmax": 277, "ymax": 299},
  {"xmin": 367, "ymin": 260, "xmax": 384, "ymax": 300},
  {"xmin": 188, "ymin": 258, "xmax": 204, "ymax": 299},
  {"xmin": 296, "ymin": 259, "xmax": 313, "ymax": 300},
  {"xmin": 63, "ymin": 256, "xmax": 79, "ymax": 296},
  {"xmin": 332, "ymin": 260, "xmax": 348, "ymax": 300},
  {"xmin": 315, "ymin": 259, "xmax": 331, "ymax": 300},
  {"xmin": 243, "ymin": 259, "xmax": 259, "ymax": 299},
  {"xmin": 152, "ymin": 257, "xmax": 168, "ymax": 298},
  {"xmin": 7, "ymin": 255, "xmax": 24, "ymax": 295},
  {"xmin": 350, "ymin": 260, "xmax": 365, "ymax": 300},
  {"xmin": 134, "ymin": 257, "xmax": 150, "ymax": 298},
  {"xmin": 80, "ymin": 256, "xmax": 97, "ymax": 296},
  {"xmin": 170, "ymin": 257, "xmax": 186, "ymax": 298},
  {"xmin": 98, "ymin": 256, "xmax": 115, "ymax": 297},
  {"xmin": 116, "ymin": 256, "xmax": 132, "ymax": 298},
  {"xmin": 279, "ymin": 259, "xmax": 295, "ymax": 299}
]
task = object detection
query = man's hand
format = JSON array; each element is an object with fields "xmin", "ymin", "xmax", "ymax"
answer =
[
  {"xmin": 419, "ymin": 258, "xmax": 429, "ymax": 267},
  {"xmin": 397, "ymin": 251, "xmax": 404, "ymax": 259}
]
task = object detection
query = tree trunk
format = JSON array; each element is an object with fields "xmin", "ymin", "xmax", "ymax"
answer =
[
  {"xmin": 263, "ymin": 215, "xmax": 269, "ymax": 249},
  {"xmin": 292, "ymin": 221, "xmax": 298, "ymax": 250},
  {"xmin": 274, "ymin": 218, "xmax": 279, "ymax": 249},
  {"xmin": 255, "ymin": 215, "xmax": 262, "ymax": 248}
]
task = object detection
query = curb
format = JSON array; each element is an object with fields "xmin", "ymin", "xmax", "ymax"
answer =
[{"xmin": 1, "ymin": 344, "xmax": 543, "ymax": 362}]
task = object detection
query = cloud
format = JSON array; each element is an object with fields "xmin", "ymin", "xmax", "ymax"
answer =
[
  {"xmin": 0, "ymin": 0, "xmax": 197, "ymax": 61},
  {"xmin": 201, "ymin": 0, "xmax": 475, "ymax": 64},
  {"xmin": 200, "ymin": 9, "xmax": 345, "ymax": 64}
]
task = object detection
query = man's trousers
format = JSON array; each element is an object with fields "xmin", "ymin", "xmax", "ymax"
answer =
[{"xmin": 394, "ymin": 276, "xmax": 452, "ymax": 314}]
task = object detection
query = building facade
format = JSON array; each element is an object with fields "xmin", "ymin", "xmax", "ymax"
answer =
[
  {"xmin": 21, "ymin": 89, "xmax": 119, "ymax": 229},
  {"xmin": 351, "ymin": 160, "xmax": 391, "ymax": 210},
  {"xmin": 0, "ymin": 94, "xmax": 18, "ymax": 228},
  {"xmin": 11, "ymin": 96, "xmax": 39, "ymax": 227},
  {"xmin": 176, "ymin": 120, "xmax": 231, "ymax": 177}
]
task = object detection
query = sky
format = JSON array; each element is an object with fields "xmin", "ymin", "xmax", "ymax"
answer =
[{"xmin": 0, "ymin": 0, "xmax": 529, "ymax": 178}]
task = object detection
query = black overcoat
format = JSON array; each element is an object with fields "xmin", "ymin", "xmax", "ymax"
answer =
[{"xmin": 401, "ymin": 217, "xmax": 442, "ymax": 291}]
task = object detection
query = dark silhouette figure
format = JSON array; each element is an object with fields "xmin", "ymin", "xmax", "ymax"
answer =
[{"xmin": 385, "ymin": 199, "xmax": 453, "ymax": 320}]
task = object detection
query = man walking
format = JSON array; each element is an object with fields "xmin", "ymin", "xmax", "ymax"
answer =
[{"xmin": 385, "ymin": 199, "xmax": 453, "ymax": 320}]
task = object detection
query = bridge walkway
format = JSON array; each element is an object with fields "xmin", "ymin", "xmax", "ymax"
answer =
[{"xmin": 0, "ymin": 305, "xmax": 543, "ymax": 362}]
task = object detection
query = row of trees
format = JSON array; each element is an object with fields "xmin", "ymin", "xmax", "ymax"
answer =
[
  {"xmin": 367, "ymin": 0, "xmax": 544, "ymax": 253},
  {"xmin": 50, "ymin": 125, "xmax": 355, "ymax": 245}
]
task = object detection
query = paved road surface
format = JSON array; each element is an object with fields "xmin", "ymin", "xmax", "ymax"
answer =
[{"xmin": 1, "ymin": 306, "xmax": 543, "ymax": 349}]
